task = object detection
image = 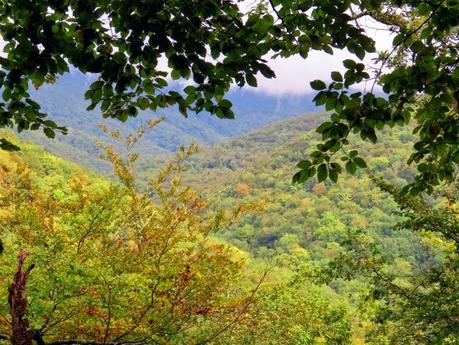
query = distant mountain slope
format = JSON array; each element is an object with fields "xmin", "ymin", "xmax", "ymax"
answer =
[
  {"xmin": 0, "ymin": 130, "xmax": 105, "ymax": 192},
  {"xmin": 141, "ymin": 112, "xmax": 418, "ymax": 261},
  {"xmin": 21, "ymin": 71, "xmax": 317, "ymax": 173},
  {"xmin": 138, "ymin": 113, "xmax": 326, "ymax": 181}
]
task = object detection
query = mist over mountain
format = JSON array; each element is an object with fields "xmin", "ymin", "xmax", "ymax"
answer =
[{"xmin": 21, "ymin": 71, "xmax": 317, "ymax": 172}]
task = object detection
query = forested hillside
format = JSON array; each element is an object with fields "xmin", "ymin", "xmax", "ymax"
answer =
[
  {"xmin": 173, "ymin": 112, "xmax": 417, "ymax": 256},
  {"xmin": 114, "ymin": 114, "xmax": 457, "ymax": 342},
  {"xmin": 2, "ymin": 110, "xmax": 458, "ymax": 343}
]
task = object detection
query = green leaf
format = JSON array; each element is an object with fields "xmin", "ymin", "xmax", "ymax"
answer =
[
  {"xmin": 331, "ymin": 71, "xmax": 343, "ymax": 82},
  {"xmin": 316, "ymin": 122, "xmax": 333, "ymax": 134},
  {"xmin": 246, "ymin": 74, "xmax": 258, "ymax": 87},
  {"xmin": 138, "ymin": 97, "xmax": 149, "ymax": 110},
  {"xmin": 343, "ymin": 59, "xmax": 356, "ymax": 69},
  {"xmin": 345, "ymin": 161, "xmax": 356, "ymax": 174},
  {"xmin": 156, "ymin": 78, "xmax": 168, "ymax": 88},
  {"xmin": 84, "ymin": 89, "xmax": 94, "ymax": 100},
  {"xmin": 310, "ymin": 80, "xmax": 327, "ymax": 90},
  {"xmin": 329, "ymin": 168, "xmax": 338, "ymax": 183},
  {"xmin": 392, "ymin": 34, "xmax": 405, "ymax": 46},
  {"xmin": 349, "ymin": 150, "xmax": 358, "ymax": 158},
  {"xmin": 259, "ymin": 64, "xmax": 276, "ymax": 79},
  {"xmin": 410, "ymin": 41, "xmax": 424, "ymax": 53},
  {"xmin": 0, "ymin": 138, "xmax": 20, "ymax": 151},
  {"xmin": 297, "ymin": 160, "xmax": 311, "ymax": 169},
  {"xmin": 353, "ymin": 157, "xmax": 367, "ymax": 168},
  {"xmin": 292, "ymin": 171, "xmax": 301, "ymax": 184},
  {"xmin": 184, "ymin": 85, "xmax": 196, "ymax": 94},
  {"xmin": 43, "ymin": 127, "xmax": 56, "ymax": 139},
  {"xmin": 171, "ymin": 70, "xmax": 181, "ymax": 80},
  {"xmin": 355, "ymin": 46, "xmax": 365, "ymax": 60},
  {"xmin": 258, "ymin": 14, "xmax": 274, "ymax": 31},
  {"xmin": 317, "ymin": 163, "xmax": 327, "ymax": 182},
  {"xmin": 218, "ymin": 99, "xmax": 232, "ymax": 108},
  {"xmin": 418, "ymin": 163, "xmax": 429, "ymax": 173},
  {"xmin": 90, "ymin": 81, "xmax": 104, "ymax": 90}
]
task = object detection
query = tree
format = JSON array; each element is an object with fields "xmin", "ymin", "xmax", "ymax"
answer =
[
  {"xmin": 327, "ymin": 178, "xmax": 459, "ymax": 344},
  {"xmin": 367, "ymin": 179, "xmax": 459, "ymax": 344},
  {"xmin": 0, "ymin": 124, "xmax": 264, "ymax": 345},
  {"xmin": 0, "ymin": 0, "xmax": 458, "ymax": 192}
]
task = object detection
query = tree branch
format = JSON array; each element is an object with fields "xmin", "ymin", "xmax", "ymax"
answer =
[
  {"xmin": 369, "ymin": 0, "xmax": 446, "ymax": 93},
  {"xmin": 48, "ymin": 339, "xmax": 149, "ymax": 345},
  {"xmin": 267, "ymin": 0, "xmax": 299, "ymax": 45},
  {"xmin": 193, "ymin": 269, "xmax": 269, "ymax": 345}
]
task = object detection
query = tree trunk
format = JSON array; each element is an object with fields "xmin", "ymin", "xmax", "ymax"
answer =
[{"xmin": 8, "ymin": 250, "xmax": 34, "ymax": 345}]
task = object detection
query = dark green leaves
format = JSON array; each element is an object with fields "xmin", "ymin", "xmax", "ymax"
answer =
[
  {"xmin": 246, "ymin": 74, "xmax": 258, "ymax": 87},
  {"xmin": 43, "ymin": 127, "xmax": 56, "ymax": 139},
  {"xmin": 317, "ymin": 163, "xmax": 328, "ymax": 182},
  {"xmin": 0, "ymin": 138, "xmax": 20, "ymax": 151},
  {"xmin": 310, "ymin": 80, "xmax": 326, "ymax": 90},
  {"xmin": 331, "ymin": 71, "xmax": 343, "ymax": 82},
  {"xmin": 345, "ymin": 161, "xmax": 356, "ymax": 174},
  {"xmin": 259, "ymin": 64, "xmax": 276, "ymax": 79},
  {"xmin": 343, "ymin": 59, "xmax": 356, "ymax": 69},
  {"xmin": 0, "ymin": 0, "xmax": 456, "ymax": 196},
  {"xmin": 353, "ymin": 157, "xmax": 367, "ymax": 169}
]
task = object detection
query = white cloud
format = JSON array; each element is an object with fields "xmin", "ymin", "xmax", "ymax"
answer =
[{"xmin": 255, "ymin": 19, "xmax": 395, "ymax": 95}]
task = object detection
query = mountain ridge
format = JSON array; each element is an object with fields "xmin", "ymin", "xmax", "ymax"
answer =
[{"xmin": 20, "ymin": 71, "xmax": 318, "ymax": 173}]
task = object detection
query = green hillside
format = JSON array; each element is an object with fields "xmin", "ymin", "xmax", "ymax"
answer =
[
  {"xmin": 135, "ymin": 112, "xmax": 449, "ymax": 342},
  {"xmin": 177, "ymin": 112, "xmax": 417, "ymax": 256},
  {"xmin": 0, "ymin": 114, "xmax": 455, "ymax": 344}
]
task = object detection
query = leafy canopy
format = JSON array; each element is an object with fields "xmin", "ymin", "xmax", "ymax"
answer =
[{"xmin": 0, "ymin": 0, "xmax": 458, "ymax": 192}]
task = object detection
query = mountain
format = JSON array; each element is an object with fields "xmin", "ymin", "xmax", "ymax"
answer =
[{"xmin": 21, "ymin": 71, "xmax": 317, "ymax": 173}]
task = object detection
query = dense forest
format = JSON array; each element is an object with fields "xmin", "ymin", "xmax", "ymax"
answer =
[{"xmin": 1, "ymin": 113, "xmax": 458, "ymax": 344}]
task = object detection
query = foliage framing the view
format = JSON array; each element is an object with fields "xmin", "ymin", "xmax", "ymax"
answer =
[{"xmin": 0, "ymin": 0, "xmax": 457, "ymax": 192}]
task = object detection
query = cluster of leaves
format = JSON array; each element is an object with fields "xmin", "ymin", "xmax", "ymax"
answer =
[
  {"xmin": 3, "ymin": 0, "xmax": 457, "ymax": 194},
  {"xmin": 295, "ymin": 0, "xmax": 459, "ymax": 193},
  {"xmin": 0, "ymin": 0, "xmax": 281, "ymax": 146}
]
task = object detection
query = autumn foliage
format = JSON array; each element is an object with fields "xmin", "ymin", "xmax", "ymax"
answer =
[{"xmin": 0, "ymin": 126, "xmax": 262, "ymax": 344}]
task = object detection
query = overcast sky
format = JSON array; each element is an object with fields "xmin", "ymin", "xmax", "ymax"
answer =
[{"xmin": 254, "ymin": 21, "xmax": 395, "ymax": 95}]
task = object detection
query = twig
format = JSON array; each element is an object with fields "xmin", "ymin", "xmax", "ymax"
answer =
[
  {"xmin": 267, "ymin": 0, "xmax": 299, "ymax": 45},
  {"xmin": 194, "ymin": 269, "xmax": 269, "ymax": 345},
  {"xmin": 369, "ymin": 0, "xmax": 445, "ymax": 93}
]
